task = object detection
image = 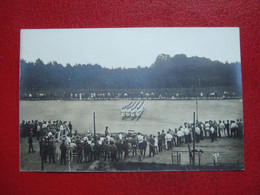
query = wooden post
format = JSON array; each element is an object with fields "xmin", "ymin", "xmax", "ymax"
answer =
[
  {"xmin": 177, "ymin": 151, "xmax": 179, "ymax": 165},
  {"xmin": 198, "ymin": 152, "xmax": 201, "ymax": 167},
  {"xmin": 40, "ymin": 139, "xmax": 44, "ymax": 171},
  {"xmin": 192, "ymin": 112, "xmax": 196, "ymax": 167},
  {"xmin": 196, "ymin": 100, "xmax": 198, "ymax": 122},
  {"xmin": 188, "ymin": 144, "xmax": 191, "ymax": 166},
  {"xmin": 93, "ymin": 112, "xmax": 96, "ymax": 147}
]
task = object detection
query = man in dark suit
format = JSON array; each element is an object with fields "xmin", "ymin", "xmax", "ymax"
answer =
[
  {"xmin": 148, "ymin": 135, "xmax": 155, "ymax": 157},
  {"xmin": 225, "ymin": 120, "xmax": 230, "ymax": 138},
  {"xmin": 68, "ymin": 121, "xmax": 72, "ymax": 136},
  {"xmin": 60, "ymin": 139, "xmax": 67, "ymax": 165},
  {"xmin": 28, "ymin": 132, "xmax": 35, "ymax": 153}
]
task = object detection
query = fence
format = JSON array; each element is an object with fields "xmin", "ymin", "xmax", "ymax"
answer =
[{"xmin": 171, "ymin": 145, "xmax": 243, "ymax": 169}]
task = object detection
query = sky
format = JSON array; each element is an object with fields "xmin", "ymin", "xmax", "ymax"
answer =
[{"xmin": 20, "ymin": 27, "xmax": 241, "ymax": 69}]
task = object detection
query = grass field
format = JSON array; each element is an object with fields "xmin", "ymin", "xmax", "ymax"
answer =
[
  {"xmin": 20, "ymin": 99, "xmax": 243, "ymax": 135},
  {"xmin": 19, "ymin": 99, "xmax": 244, "ymax": 171}
]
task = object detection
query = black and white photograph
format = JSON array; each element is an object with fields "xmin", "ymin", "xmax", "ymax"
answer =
[{"xmin": 19, "ymin": 27, "xmax": 244, "ymax": 172}]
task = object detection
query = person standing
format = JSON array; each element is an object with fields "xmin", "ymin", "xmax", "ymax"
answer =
[
  {"xmin": 48, "ymin": 136, "xmax": 56, "ymax": 163},
  {"xmin": 210, "ymin": 125, "xmax": 215, "ymax": 142},
  {"xmin": 59, "ymin": 123, "xmax": 64, "ymax": 140},
  {"xmin": 131, "ymin": 140, "xmax": 137, "ymax": 157},
  {"xmin": 94, "ymin": 142, "xmax": 100, "ymax": 161},
  {"xmin": 205, "ymin": 121, "xmax": 210, "ymax": 138},
  {"xmin": 176, "ymin": 129, "xmax": 184, "ymax": 147},
  {"xmin": 68, "ymin": 121, "xmax": 72, "ymax": 136},
  {"xmin": 165, "ymin": 131, "xmax": 173, "ymax": 150},
  {"xmin": 123, "ymin": 137, "xmax": 129, "ymax": 158},
  {"xmin": 213, "ymin": 121, "xmax": 218, "ymax": 140},
  {"xmin": 153, "ymin": 136, "xmax": 158, "ymax": 154},
  {"xmin": 76, "ymin": 137, "xmax": 83, "ymax": 163},
  {"xmin": 28, "ymin": 132, "xmax": 35, "ymax": 153},
  {"xmin": 36, "ymin": 122, "xmax": 41, "ymax": 140},
  {"xmin": 158, "ymin": 132, "xmax": 162, "ymax": 152},
  {"xmin": 83, "ymin": 141, "xmax": 92, "ymax": 163},
  {"xmin": 137, "ymin": 132, "xmax": 144, "ymax": 153},
  {"xmin": 199, "ymin": 122, "xmax": 204, "ymax": 140},
  {"xmin": 219, "ymin": 121, "xmax": 226, "ymax": 137},
  {"xmin": 225, "ymin": 120, "xmax": 230, "ymax": 138},
  {"xmin": 148, "ymin": 135, "xmax": 155, "ymax": 157},
  {"xmin": 231, "ymin": 121, "xmax": 238, "ymax": 138},
  {"xmin": 195, "ymin": 125, "xmax": 201, "ymax": 143},
  {"xmin": 141, "ymin": 137, "xmax": 147, "ymax": 157},
  {"xmin": 104, "ymin": 141, "xmax": 111, "ymax": 161},
  {"xmin": 110, "ymin": 142, "xmax": 118, "ymax": 162},
  {"xmin": 60, "ymin": 139, "xmax": 67, "ymax": 165},
  {"xmin": 161, "ymin": 130, "xmax": 166, "ymax": 150},
  {"xmin": 105, "ymin": 126, "xmax": 109, "ymax": 137},
  {"xmin": 183, "ymin": 126, "xmax": 190, "ymax": 143},
  {"xmin": 116, "ymin": 140, "xmax": 123, "ymax": 161},
  {"xmin": 137, "ymin": 132, "xmax": 143, "ymax": 143},
  {"xmin": 42, "ymin": 136, "xmax": 48, "ymax": 163}
]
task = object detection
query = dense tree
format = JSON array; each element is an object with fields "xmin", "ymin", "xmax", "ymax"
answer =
[{"xmin": 20, "ymin": 54, "xmax": 242, "ymax": 94}]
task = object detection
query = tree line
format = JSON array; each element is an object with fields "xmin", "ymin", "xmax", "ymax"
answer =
[{"xmin": 20, "ymin": 54, "xmax": 242, "ymax": 94}]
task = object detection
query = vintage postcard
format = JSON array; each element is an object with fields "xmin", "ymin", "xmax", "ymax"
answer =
[{"xmin": 19, "ymin": 27, "xmax": 244, "ymax": 172}]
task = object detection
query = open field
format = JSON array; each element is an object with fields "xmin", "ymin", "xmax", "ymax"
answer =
[
  {"xmin": 20, "ymin": 99, "xmax": 243, "ymax": 135},
  {"xmin": 20, "ymin": 99, "xmax": 244, "ymax": 171}
]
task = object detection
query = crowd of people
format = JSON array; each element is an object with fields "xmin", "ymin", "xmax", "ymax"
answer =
[{"xmin": 20, "ymin": 118, "xmax": 243, "ymax": 166}]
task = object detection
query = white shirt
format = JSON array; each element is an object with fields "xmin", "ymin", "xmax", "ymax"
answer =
[
  {"xmin": 205, "ymin": 123, "xmax": 210, "ymax": 130},
  {"xmin": 219, "ymin": 123, "xmax": 225, "ymax": 129},
  {"xmin": 195, "ymin": 127, "xmax": 201, "ymax": 134},
  {"xmin": 154, "ymin": 138, "xmax": 158, "ymax": 147},
  {"xmin": 210, "ymin": 127, "xmax": 215, "ymax": 133},
  {"xmin": 231, "ymin": 123, "xmax": 238, "ymax": 129},
  {"xmin": 165, "ymin": 133, "xmax": 173, "ymax": 141},
  {"xmin": 177, "ymin": 131, "xmax": 184, "ymax": 137},
  {"xmin": 181, "ymin": 128, "xmax": 186, "ymax": 134},
  {"xmin": 137, "ymin": 135, "xmax": 143, "ymax": 142},
  {"xmin": 66, "ymin": 136, "xmax": 71, "ymax": 144},
  {"xmin": 184, "ymin": 128, "xmax": 190, "ymax": 135}
]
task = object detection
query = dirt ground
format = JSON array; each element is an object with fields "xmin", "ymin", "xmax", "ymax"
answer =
[{"xmin": 20, "ymin": 136, "xmax": 244, "ymax": 172}]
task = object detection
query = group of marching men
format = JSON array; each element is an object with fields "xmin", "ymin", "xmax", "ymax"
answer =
[
  {"xmin": 121, "ymin": 101, "xmax": 145, "ymax": 119},
  {"xmin": 21, "ymin": 118, "xmax": 243, "ymax": 165}
]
